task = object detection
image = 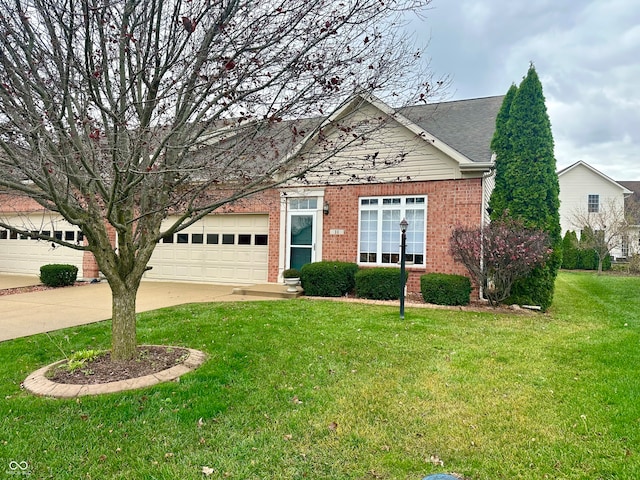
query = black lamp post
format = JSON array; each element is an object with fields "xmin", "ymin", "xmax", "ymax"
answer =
[{"xmin": 399, "ymin": 218, "xmax": 408, "ymax": 319}]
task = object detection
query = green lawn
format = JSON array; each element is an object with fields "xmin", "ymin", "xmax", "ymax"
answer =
[{"xmin": 1, "ymin": 271, "xmax": 639, "ymax": 479}]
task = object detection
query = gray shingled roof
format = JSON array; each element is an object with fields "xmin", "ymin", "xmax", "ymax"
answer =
[
  {"xmin": 617, "ymin": 181, "xmax": 640, "ymax": 199},
  {"xmin": 191, "ymin": 94, "xmax": 504, "ymax": 180},
  {"xmin": 617, "ymin": 181, "xmax": 640, "ymax": 224},
  {"xmin": 400, "ymin": 95, "xmax": 504, "ymax": 163}
]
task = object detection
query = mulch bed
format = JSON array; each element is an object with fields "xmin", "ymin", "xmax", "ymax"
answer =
[
  {"xmin": 47, "ymin": 346, "xmax": 189, "ymax": 385},
  {"xmin": 0, "ymin": 282, "xmax": 91, "ymax": 296}
]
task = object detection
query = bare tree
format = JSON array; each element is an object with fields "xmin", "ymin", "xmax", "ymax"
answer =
[
  {"xmin": 570, "ymin": 197, "xmax": 631, "ymax": 273},
  {"xmin": 0, "ymin": 0, "xmax": 439, "ymax": 360}
]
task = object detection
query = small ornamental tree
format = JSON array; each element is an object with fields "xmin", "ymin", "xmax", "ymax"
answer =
[
  {"xmin": 570, "ymin": 197, "xmax": 631, "ymax": 274},
  {"xmin": 450, "ymin": 217, "xmax": 551, "ymax": 307}
]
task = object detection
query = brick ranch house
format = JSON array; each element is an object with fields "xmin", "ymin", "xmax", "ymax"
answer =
[{"xmin": 0, "ymin": 94, "xmax": 503, "ymax": 295}]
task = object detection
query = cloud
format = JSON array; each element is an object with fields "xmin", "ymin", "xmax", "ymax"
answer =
[{"xmin": 407, "ymin": 0, "xmax": 640, "ymax": 179}]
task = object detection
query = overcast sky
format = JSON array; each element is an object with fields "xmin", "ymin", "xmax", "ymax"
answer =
[{"xmin": 406, "ymin": 0, "xmax": 640, "ymax": 181}]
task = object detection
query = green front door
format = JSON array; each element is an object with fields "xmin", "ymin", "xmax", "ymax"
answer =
[{"xmin": 289, "ymin": 213, "xmax": 314, "ymax": 271}]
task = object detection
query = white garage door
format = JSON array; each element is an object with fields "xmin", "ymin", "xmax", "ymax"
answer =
[
  {"xmin": 0, "ymin": 214, "xmax": 84, "ymax": 276},
  {"xmin": 145, "ymin": 214, "xmax": 269, "ymax": 284}
]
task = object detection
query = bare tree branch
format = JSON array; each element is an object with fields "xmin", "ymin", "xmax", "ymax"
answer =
[{"xmin": 0, "ymin": 0, "xmax": 443, "ymax": 360}]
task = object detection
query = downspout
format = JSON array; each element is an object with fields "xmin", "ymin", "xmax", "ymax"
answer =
[{"xmin": 479, "ymin": 163, "xmax": 497, "ymax": 300}]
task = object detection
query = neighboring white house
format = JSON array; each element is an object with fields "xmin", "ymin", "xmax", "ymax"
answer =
[{"xmin": 558, "ymin": 161, "xmax": 633, "ymax": 260}]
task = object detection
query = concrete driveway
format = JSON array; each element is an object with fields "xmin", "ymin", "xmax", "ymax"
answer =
[{"xmin": 0, "ymin": 275, "xmax": 280, "ymax": 342}]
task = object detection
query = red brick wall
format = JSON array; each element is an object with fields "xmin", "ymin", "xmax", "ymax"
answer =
[
  {"xmin": 320, "ymin": 179, "xmax": 483, "ymax": 294},
  {"xmin": 3, "ymin": 179, "xmax": 484, "ymax": 293}
]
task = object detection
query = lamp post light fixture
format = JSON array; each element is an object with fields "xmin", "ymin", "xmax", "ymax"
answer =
[{"xmin": 399, "ymin": 218, "xmax": 408, "ymax": 319}]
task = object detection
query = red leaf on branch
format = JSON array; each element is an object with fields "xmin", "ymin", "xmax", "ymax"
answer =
[{"xmin": 181, "ymin": 17, "xmax": 196, "ymax": 33}]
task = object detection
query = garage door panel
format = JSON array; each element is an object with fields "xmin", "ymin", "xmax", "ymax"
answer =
[
  {"xmin": 0, "ymin": 215, "xmax": 84, "ymax": 276},
  {"xmin": 146, "ymin": 214, "xmax": 269, "ymax": 284}
]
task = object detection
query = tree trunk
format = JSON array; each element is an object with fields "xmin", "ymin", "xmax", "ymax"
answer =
[
  {"xmin": 110, "ymin": 282, "xmax": 139, "ymax": 361},
  {"xmin": 597, "ymin": 254, "xmax": 603, "ymax": 275}
]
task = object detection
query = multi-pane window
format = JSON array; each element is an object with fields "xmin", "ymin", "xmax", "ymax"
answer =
[
  {"xmin": 358, "ymin": 196, "xmax": 426, "ymax": 265},
  {"xmin": 289, "ymin": 198, "xmax": 317, "ymax": 210},
  {"xmin": 588, "ymin": 194, "xmax": 599, "ymax": 213}
]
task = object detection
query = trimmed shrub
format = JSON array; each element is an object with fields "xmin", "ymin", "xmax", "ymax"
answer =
[
  {"xmin": 300, "ymin": 261, "xmax": 358, "ymax": 297},
  {"xmin": 577, "ymin": 249, "xmax": 611, "ymax": 271},
  {"xmin": 40, "ymin": 264, "xmax": 78, "ymax": 287},
  {"xmin": 355, "ymin": 267, "xmax": 408, "ymax": 300},
  {"xmin": 420, "ymin": 273, "xmax": 471, "ymax": 306},
  {"xmin": 561, "ymin": 231, "xmax": 580, "ymax": 269},
  {"xmin": 578, "ymin": 248, "xmax": 597, "ymax": 270},
  {"xmin": 282, "ymin": 268, "xmax": 300, "ymax": 279}
]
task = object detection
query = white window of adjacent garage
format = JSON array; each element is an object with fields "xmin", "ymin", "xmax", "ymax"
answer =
[{"xmin": 358, "ymin": 196, "xmax": 426, "ymax": 265}]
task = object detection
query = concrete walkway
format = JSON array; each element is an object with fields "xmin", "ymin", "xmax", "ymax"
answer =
[{"xmin": 0, "ymin": 275, "xmax": 285, "ymax": 342}]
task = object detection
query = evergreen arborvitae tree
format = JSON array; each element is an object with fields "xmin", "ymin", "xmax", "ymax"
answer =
[
  {"xmin": 488, "ymin": 65, "xmax": 562, "ymax": 310},
  {"xmin": 561, "ymin": 231, "xmax": 579, "ymax": 269},
  {"xmin": 488, "ymin": 83, "xmax": 517, "ymax": 217}
]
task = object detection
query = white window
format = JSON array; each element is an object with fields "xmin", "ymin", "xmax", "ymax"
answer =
[
  {"xmin": 289, "ymin": 197, "xmax": 317, "ymax": 210},
  {"xmin": 622, "ymin": 236, "xmax": 629, "ymax": 258},
  {"xmin": 588, "ymin": 194, "xmax": 599, "ymax": 213},
  {"xmin": 358, "ymin": 196, "xmax": 426, "ymax": 265}
]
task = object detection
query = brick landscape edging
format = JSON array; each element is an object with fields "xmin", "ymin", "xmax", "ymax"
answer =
[{"xmin": 23, "ymin": 346, "xmax": 207, "ymax": 398}]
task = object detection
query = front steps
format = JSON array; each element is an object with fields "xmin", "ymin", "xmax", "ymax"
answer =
[{"xmin": 231, "ymin": 283, "xmax": 303, "ymax": 299}]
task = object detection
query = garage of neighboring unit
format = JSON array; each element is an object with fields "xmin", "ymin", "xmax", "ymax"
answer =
[
  {"xmin": 0, "ymin": 214, "xmax": 84, "ymax": 276},
  {"xmin": 145, "ymin": 214, "xmax": 270, "ymax": 284}
]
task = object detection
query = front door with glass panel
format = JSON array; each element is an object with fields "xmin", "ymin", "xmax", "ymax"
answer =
[{"xmin": 287, "ymin": 198, "xmax": 317, "ymax": 271}]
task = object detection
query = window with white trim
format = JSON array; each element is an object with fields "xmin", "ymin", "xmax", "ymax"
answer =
[
  {"xmin": 358, "ymin": 196, "xmax": 426, "ymax": 265},
  {"xmin": 588, "ymin": 194, "xmax": 599, "ymax": 213}
]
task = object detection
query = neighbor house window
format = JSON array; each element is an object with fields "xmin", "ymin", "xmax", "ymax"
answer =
[
  {"xmin": 358, "ymin": 196, "xmax": 426, "ymax": 265},
  {"xmin": 588, "ymin": 194, "xmax": 599, "ymax": 213},
  {"xmin": 622, "ymin": 236, "xmax": 629, "ymax": 258}
]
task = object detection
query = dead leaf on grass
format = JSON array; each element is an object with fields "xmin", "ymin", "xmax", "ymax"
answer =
[
  {"xmin": 202, "ymin": 466, "xmax": 214, "ymax": 476},
  {"xmin": 428, "ymin": 454, "xmax": 444, "ymax": 466}
]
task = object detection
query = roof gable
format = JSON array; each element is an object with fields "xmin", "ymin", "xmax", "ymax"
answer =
[
  {"xmin": 288, "ymin": 93, "xmax": 501, "ymax": 170},
  {"xmin": 559, "ymin": 161, "xmax": 632, "ymax": 195}
]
